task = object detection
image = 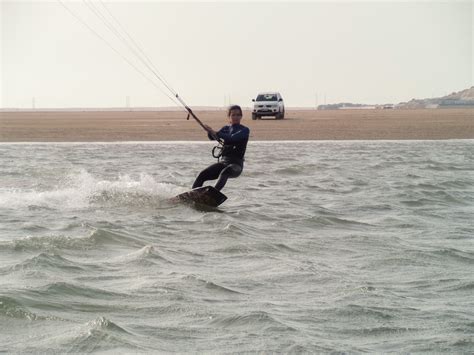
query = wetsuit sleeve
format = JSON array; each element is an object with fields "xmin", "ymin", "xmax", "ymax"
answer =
[
  {"xmin": 217, "ymin": 126, "xmax": 249, "ymax": 143},
  {"xmin": 207, "ymin": 128, "xmax": 223, "ymax": 141}
]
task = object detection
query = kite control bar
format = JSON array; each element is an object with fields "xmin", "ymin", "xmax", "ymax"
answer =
[
  {"xmin": 176, "ymin": 94, "xmax": 222, "ymax": 143},
  {"xmin": 177, "ymin": 95, "xmax": 224, "ymax": 160}
]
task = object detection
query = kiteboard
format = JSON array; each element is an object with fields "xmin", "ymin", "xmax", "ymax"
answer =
[{"xmin": 172, "ymin": 186, "xmax": 227, "ymax": 207}]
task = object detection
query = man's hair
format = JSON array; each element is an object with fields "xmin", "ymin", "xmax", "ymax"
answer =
[{"xmin": 227, "ymin": 105, "xmax": 242, "ymax": 117}]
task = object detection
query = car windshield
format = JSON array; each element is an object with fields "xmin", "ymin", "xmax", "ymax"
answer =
[{"xmin": 256, "ymin": 94, "xmax": 278, "ymax": 101}]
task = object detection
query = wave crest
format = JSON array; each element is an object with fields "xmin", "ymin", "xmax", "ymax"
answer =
[
  {"xmin": 0, "ymin": 296, "xmax": 39, "ymax": 320},
  {"xmin": 208, "ymin": 311, "xmax": 296, "ymax": 331}
]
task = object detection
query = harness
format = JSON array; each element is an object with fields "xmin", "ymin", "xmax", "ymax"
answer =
[{"xmin": 212, "ymin": 143, "xmax": 223, "ymax": 160}]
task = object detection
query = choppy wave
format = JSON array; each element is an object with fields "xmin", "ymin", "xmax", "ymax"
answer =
[
  {"xmin": 0, "ymin": 296, "xmax": 41, "ymax": 320},
  {"xmin": 0, "ymin": 169, "xmax": 181, "ymax": 210},
  {"xmin": 3, "ymin": 253, "xmax": 85, "ymax": 274},
  {"xmin": 0, "ymin": 141, "xmax": 473, "ymax": 353},
  {"xmin": 105, "ymin": 245, "xmax": 173, "ymax": 266},
  {"xmin": 51, "ymin": 317, "xmax": 144, "ymax": 353},
  {"xmin": 0, "ymin": 227, "xmax": 155, "ymax": 255},
  {"xmin": 181, "ymin": 274, "xmax": 244, "ymax": 295},
  {"xmin": 207, "ymin": 311, "xmax": 297, "ymax": 332},
  {"xmin": 26, "ymin": 281, "xmax": 127, "ymax": 299}
]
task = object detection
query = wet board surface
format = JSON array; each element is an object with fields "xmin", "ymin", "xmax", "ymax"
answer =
[{"xmin": 172, "ymin": 186, "xmax": 227, "ymax": 207}]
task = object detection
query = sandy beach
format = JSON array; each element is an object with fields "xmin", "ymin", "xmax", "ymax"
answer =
[{"xmin": 0, "ymin": 108, "xmax": 472, "ymax": 142}]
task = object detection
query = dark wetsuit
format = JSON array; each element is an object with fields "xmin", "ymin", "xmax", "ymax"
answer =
[{"xmin": 192, "ymin": 123, "xmax": 250, "ymax": 191}]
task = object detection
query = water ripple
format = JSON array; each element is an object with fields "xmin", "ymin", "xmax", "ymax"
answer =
[{"xmin": 1, "ymin": 140, "xmax": 473, "ymax": 353}]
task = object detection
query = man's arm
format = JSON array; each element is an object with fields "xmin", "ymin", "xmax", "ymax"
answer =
[{"xmin": 204, "ymin": 125, "xmax": 220, "ymax": 141}]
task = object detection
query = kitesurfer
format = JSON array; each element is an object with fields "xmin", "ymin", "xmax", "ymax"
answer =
[{"xmin": 192, "ymin": 105, "xmax": 250, "ymax": 191}]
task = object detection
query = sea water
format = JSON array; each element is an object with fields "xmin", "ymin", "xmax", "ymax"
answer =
[{"xmin": 0, "ymin": 140, "xmax": 473, "ymax": 353}]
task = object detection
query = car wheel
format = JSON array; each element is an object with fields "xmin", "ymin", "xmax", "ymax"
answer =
[{"xmin": 252, "ymin": 113, "xmax": 257, "ymax": 120}]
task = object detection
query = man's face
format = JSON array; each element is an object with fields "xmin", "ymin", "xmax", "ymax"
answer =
[{"xmin": 229, "ymin": 109, "xmax": 242, "ymax": 125}]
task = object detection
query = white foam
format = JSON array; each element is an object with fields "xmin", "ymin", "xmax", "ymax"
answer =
[{"xmin": 0, "ymin": 169, "xmax": 183, "ymax": 210}]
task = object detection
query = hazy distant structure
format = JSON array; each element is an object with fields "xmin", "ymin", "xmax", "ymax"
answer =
[
  {"xmin": 315, "ymin": 87, "xmax": 474, "ymax": 110},
  {"xmin": 397, "ymin": 87, "xmax": 474, "ymax": 109}
]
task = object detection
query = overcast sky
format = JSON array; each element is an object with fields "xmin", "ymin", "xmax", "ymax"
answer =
[{"xmin": 1, "ymin": 0, "xmax": 472, "ymax": 108}]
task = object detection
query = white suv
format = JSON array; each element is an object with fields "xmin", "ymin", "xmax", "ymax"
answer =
[{"xmin": 252, "ymin": 92, "xmax": 285, "ymax": 120}]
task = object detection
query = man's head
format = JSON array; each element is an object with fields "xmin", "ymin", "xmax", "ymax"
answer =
[{"xmin": 227, "ymin": 105, "xmax": 243, "ymax": 125}]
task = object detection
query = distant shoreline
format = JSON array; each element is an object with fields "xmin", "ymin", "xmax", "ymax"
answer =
[
  {"xmin": 0, "ymin": 107, "xmax": 336, "ymax": 113},
  {"xmin": 1, "ymin": 108, "xmax": 472, "ymax": 141},
  {"xmin": 1, "ymin": 106, "xmax": 472, "ymax": 113}
]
